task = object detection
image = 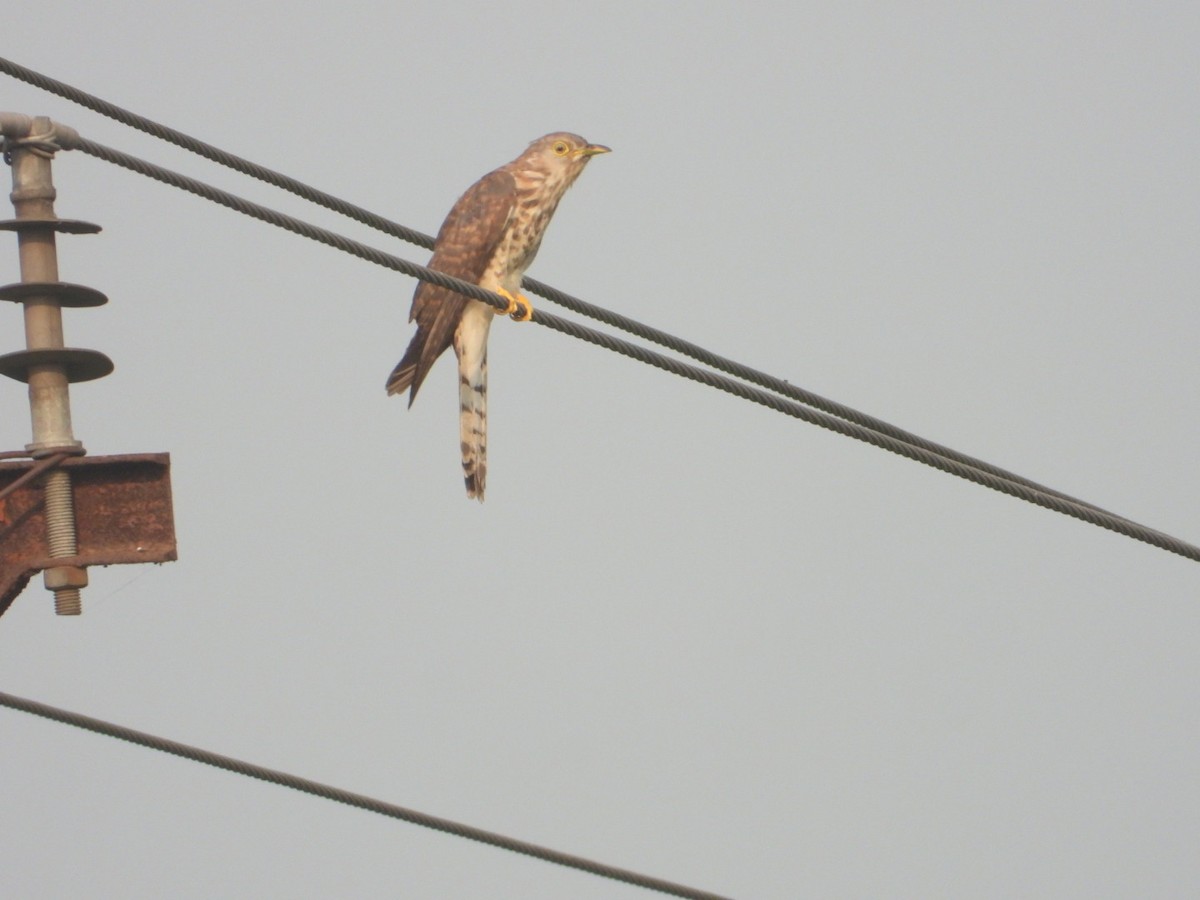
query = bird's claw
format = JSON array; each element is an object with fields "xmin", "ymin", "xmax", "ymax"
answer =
[{"xmin": 498, "ymin": 289, "xmax": 534, "ymax": 322}]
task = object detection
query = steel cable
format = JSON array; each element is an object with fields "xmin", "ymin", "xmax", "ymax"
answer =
[
  {"xmin": 55, "ymin": 136, "xmax": 1200, "ymax": 563},
  {"xmin": 0, "ymin": 691, "xmax": 731, "ymax": 900},
  {"xmin": 0, "ymin": 55, "xmax": 437, "ymax": 251},
  {"xmin": 0, "ymin": 452, "xmax": 69, "ymax": 503},
  {"xmin": 0, "ymin": 54, "xmax": 1138, "ymax": 524},
  {"xmin": 536, "ymin": 310, "xmax": 1200, "ymax": 558},
  {"xmin": 5, "ymin": 54, "xmax": 1192, "ymax": 895}
]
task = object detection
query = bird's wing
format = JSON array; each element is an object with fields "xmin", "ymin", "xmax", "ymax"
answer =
[
  {"xmin": 413, "ymin": 169, "xmax": 518, "ymax": 322},
  {"xmin": 387, "ymin": 169, "xmax": 517, "ymax": 402}
]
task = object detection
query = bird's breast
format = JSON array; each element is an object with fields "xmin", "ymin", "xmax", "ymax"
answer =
[{"xmin": 486, "ymin": 195, "xmax": 563, "ymax": 290}]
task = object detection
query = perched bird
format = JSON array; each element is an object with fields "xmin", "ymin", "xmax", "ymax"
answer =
[{"xmin": 386, "ymin": 132, "xmax": 610, "ymax": 501}]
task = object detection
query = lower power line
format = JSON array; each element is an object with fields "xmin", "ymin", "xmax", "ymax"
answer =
[{"xmin": 0, "ymin": 690, "xmax": 732, "ymax": 900}]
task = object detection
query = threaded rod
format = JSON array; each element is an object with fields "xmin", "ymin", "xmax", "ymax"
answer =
[{"xmin": 42, "ymin": 464, "xmax": 82, "ymax": 615}]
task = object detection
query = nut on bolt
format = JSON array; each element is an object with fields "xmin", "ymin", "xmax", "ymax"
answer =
[{"xmin": 43, "ymin": 565, "xmax": 87, "ymax": 591}]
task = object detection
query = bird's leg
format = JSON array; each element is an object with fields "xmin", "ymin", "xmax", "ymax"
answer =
[{"xmin": 496, "ymin": 288, "xmax": 534, "ymax": 322}]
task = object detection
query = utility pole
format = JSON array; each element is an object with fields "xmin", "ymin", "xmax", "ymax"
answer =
[{"xmin": 0, "ymin": 113, "xmax": 176, "ymax": 616}]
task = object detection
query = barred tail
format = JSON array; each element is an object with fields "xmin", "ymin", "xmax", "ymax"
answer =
[
  {"xmin": 454, "ymin": 305, "xmax": 492, "ymax": 501},
  {"xmin": 458, "ymin": 348, "xmax": 487, "ymax": 501}
]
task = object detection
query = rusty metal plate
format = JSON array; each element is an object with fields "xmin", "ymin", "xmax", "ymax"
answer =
[{"xmin": 0, "ymin": 453, "xmax": 176, "ymax": 616}]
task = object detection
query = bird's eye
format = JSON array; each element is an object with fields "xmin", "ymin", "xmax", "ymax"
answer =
[{"xmin": 552, "ymin": 141, "xmax": 570, "ymax": 156}]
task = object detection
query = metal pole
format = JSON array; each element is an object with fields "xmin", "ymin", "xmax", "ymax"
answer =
[{"xmin": 6, "ymin": 116, "xmax": 87, "ymax": 614}]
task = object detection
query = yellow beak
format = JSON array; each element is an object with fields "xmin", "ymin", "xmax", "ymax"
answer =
[{"xmin": 577, "ymin": 143, "xmax": 612, "ymax": 158}]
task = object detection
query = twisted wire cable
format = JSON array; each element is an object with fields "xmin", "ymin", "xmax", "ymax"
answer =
[
  {"xmin": 0, "ymin": 54, "xmax": 1135, "ymax": 523},
  {"xmin": 0, "ymin": 55, "xmax": 436, "ymax": 250},
  {"xmin": 0, "ymin": 452, "xmax": 69, "ymax": 504},
  {"xmin": 536, "ymin": 310, "xmax": 1200, "ymax": 559},
  {"xmin": 58, "ymin": 136, "xmax": 1200, "ymax": 563},
  {"xmin": 0, "ymin": 691, "xmax": 732, "ymax": 900}
]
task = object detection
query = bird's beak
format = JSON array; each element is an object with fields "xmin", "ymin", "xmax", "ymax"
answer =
[{"xmin": 577, "ymin": 143, "xmax": 612, "ymax": 158}]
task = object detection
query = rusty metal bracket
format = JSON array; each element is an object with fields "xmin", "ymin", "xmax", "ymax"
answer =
[{"xmin": 0, "ymin": 453, "xmax": 177, "ymax": 617}]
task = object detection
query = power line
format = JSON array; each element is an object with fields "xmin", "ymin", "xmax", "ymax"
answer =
[
  {"xmin": 0, "ymin": 55, "xmax": 438, "ymax": 250},
  {"xmin": 43, "ymin": 135, "xmax": 1200, "ymax": 563},
  {"xmin": 0, "ymin": 52, "xmax": 1195, "ymax": 896},
  {"xmin": 3, "ymin": 60, "xmax": 1197, "ymax": 562},
  {"xmin": 0, "ymin": 690, "xmax": 733, "ymax": 900},
  {"xmin": 0, "ymin": 54, "xmax": 1138, "ymax": 525}
]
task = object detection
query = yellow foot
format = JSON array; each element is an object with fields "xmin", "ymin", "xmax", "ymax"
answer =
[{"xmin": 497, "ymin": 288, "xmax": 534, "ymax": 322}]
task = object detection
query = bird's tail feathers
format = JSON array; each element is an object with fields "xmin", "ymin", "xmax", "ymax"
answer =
[
  {"xmin": 457, "ymin": 336, "xmax": 488, "ymax": 502},
  {"xmin": 385, "ymin": 330, "xmax": 427, "ymax": 407}
]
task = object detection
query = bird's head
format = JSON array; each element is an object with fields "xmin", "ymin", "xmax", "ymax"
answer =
[{"xmin": 519, "ymin": 132, "xmax": 611, "ymax": 182}]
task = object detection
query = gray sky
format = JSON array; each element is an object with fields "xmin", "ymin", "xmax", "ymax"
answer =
[{"xmin": 2, "ymin": 3, "xmax": 1198, "ymax": 897}]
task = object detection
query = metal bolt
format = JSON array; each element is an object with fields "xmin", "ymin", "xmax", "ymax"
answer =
[{"xmin": 41, "ymin": 467, "xmax": 85, "ymax": 614}]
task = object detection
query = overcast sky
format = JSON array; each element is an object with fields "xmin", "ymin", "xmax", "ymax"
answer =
[{"xmin": 2, "ymin": 3, "xmax": 1198, "ymax": 898}]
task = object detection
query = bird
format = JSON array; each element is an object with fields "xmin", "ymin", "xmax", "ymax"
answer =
[{"xmin": 385, "ymin": 132, "xmax": 610, "ymax": 501}]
